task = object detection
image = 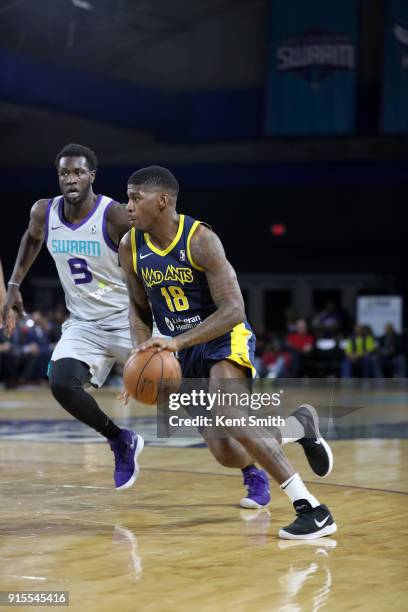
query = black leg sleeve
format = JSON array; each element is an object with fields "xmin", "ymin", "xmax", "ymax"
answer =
[{"xmin": 49, "ymin": 358, "xmax": 122, "ymax": 439}]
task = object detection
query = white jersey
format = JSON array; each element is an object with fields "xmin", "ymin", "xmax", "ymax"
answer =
[{"xmin": 45, "ymin": 194, "xmax": 128, "ymax": 321}]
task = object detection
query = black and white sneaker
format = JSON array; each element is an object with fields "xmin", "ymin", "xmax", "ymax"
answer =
[
  {"xmin": 279, "ymin": 500, "xmax": 337, "ymax": 540},
  {"xmin": 292, "ymin": 404, "xmax": 333, "ymax": 477}
]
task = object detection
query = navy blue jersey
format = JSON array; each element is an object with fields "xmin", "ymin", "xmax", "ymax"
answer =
[{"xmin": 131, "ymin": 214, "xmax": 217, "ymax": 337}]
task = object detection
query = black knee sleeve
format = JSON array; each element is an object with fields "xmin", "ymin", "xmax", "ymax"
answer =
[{"xmin": 49, "ymin": 358, "xmax": 90, "ymax": 405}]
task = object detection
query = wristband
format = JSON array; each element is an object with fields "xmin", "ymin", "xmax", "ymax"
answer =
[{"xmin": 8, "ymin": 282, "xmax": 20, "ymax": 288}]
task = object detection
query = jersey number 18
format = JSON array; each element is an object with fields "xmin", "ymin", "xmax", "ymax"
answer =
[{"xmin": 160, "ymin": 286, "xmax": 189, "ymax": 312}]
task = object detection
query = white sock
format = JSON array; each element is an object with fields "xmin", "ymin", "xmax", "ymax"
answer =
[
  {"xmin": 279, "ymin": 416, "xmax": 305, "ymax": 446},
  {"xmin": 281, "ymin": 473, "xmax": 319, "ymax": 508}
]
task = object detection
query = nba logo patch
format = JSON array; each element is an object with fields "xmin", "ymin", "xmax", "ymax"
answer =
[
  {"xmin": 179, "ymin": 249, "xmax": 186, "ymax": 261},
  {"xmin": 91, "ymin": 224, "xmax": 97, "ymax": 234}
]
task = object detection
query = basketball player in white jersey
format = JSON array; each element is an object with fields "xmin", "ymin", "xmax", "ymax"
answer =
[{"xmin": 3, "ymin": 144, "xmax": 144, "ymax": 490}]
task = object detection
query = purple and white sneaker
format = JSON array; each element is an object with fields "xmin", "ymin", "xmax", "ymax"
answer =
[
  {"xmin": 109, "ymin": 429, "xmax": 144, "ymax": 490},
  {"xmin": 239, "ymin": 468, "xmax": 271, "ymax": 509}
]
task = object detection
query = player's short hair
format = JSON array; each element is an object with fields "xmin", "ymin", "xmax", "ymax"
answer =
[
  {"xmin": 55, "ymin": 144, "xmax": 98, "ymax": 171},
  {"xmin": 128, "ymin": 166, "xmax": 179, "ymax": 196}
]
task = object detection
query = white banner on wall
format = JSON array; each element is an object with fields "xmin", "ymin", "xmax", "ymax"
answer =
[{"xmin": 357, "ymin": 296, "xmax": 402, "ymax": 336}]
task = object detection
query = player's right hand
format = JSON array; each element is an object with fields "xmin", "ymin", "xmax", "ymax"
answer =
[{"xmin": 3, "ymin": 286, "xmax": 26, "ymax": 337}]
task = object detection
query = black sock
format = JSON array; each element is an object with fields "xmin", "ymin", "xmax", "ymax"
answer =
[
  {"xmin": 242, "ymin": 464, "xmax": 257, "ymax": 475},
  {"xmin": 100, "ymin": 417, "xmax": 122, "ymax": 440}
]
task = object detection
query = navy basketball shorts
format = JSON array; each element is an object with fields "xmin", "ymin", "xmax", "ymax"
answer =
[{"xmin": 177, "ymin": 321, "xmax": 257, "ymax": 379}]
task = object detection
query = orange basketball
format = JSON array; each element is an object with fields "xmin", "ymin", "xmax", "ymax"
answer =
[{"xmin": 123, "ymin": 348, "xmax": 182, "ymax": 405}]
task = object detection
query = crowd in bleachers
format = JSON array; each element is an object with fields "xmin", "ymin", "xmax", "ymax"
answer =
[
  {"xmin": 255, "ymin": 301, "xmax": 407, "ymax": 379},
  {"xmin": 0, "ymin": 306, "xmax": 67, "ymax": 388},
  {"xmin": 0, "ymin": 300, "xmax": 406, "ymax": 388}
]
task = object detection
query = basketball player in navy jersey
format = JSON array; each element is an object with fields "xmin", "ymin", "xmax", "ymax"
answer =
[
  {"xmin": 3, "ymin": 144, "xmax": 143, "ymax": 491},
  {"xmin": 120, "ymin": 166, "xmax": 337, "ymax": 539}
]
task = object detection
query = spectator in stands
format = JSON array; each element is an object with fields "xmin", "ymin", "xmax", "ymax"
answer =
[
  {"xmin": 313, "ymin": 332, "xmax": 344, "ymax": 377},
  {"xmin": 253, "ymin": 324, "xmax": 268, "ymax": 377},
  {"xmin": 0, "ymin": 308, "xmax": 65, "ymax": 388},
  {"xmin": 285, "ymin": 306, "xmax": 300, "ymax": 333},
  {"xmin": 286, "ymin": 318, "xmax": 314, "ymax": 376},
  {"xmin": 261, "ymin": 338, "xmax": 292, "ymax": 379},
  {"xmin": 378, "ymin": 323, "xmax": 406, "ymax": 378},
  {"xmin": 313, "ymin": 301, "xmax": 343, "ymax": 336},
  {"xmin": 341, "ymin": 324, "xmax": 381, "ymax": 378},
  {"xmin": 0, "ymin": 328, "xmax": 19, "ymax": 388},
  {"xmin": 12, "ymin": 312, "xmax": 53, "ymax": 383}
]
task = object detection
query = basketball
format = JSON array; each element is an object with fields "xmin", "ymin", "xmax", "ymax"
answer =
[{"xmin": 123, "ymin": 348, "xmax": 182, "ymax": 404}]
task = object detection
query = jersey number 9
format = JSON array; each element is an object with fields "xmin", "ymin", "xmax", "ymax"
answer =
[{"xmin": 68, "ymin": 257, "xmax": 93, "ymax": 285}]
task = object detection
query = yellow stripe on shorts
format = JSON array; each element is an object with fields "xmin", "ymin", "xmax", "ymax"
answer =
[{"xmin": 227, "ymin": 322, "xmax": 256, "ymax": 377}]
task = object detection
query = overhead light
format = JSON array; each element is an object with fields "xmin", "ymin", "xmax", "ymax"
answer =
[{"xmin": 71, "ymin": 0, "xmax": 93, "ymax": 11}]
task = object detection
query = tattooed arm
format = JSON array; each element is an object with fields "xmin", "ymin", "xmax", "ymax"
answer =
[
  {"xmin": 119, "ymin": 231, "xmax": 153, "ymax": 347},
  {"xmin": 136, "ymin": 224, "xmax": 245, "ymax": 353},
  {"xmin": 175, "ymin": 225, "xmax": 245, "ymax": 350}
]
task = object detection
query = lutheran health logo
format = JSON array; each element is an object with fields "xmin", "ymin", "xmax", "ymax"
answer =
[{"xmin": 277, "ymin": 29, "xmax": 355, "ymax": 87}]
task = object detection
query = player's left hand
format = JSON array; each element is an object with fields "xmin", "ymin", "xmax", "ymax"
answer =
[
  {"xmin": 117, "ymin": 386, "xmax": 130, "ymax": 405},
  {"xmin": 134, "ymin": 337, "xmax": 180, "ymax": 354}
]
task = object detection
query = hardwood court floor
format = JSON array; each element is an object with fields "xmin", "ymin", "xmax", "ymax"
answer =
[{"xmin": 0, "ymin": 388, "xmax": 407, "ymax": 611}]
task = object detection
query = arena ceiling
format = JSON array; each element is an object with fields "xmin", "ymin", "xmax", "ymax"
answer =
[
  {"xmin": 0, "ymin": 0, "xmax": 406, "ymax": 168},
  {"xmin": 0, "ymin": 0, "xmax": 271, "ymax": 166},
  {"xmin": 0, "ymin": 0, "xmax": 266, "ymax": 88}
]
